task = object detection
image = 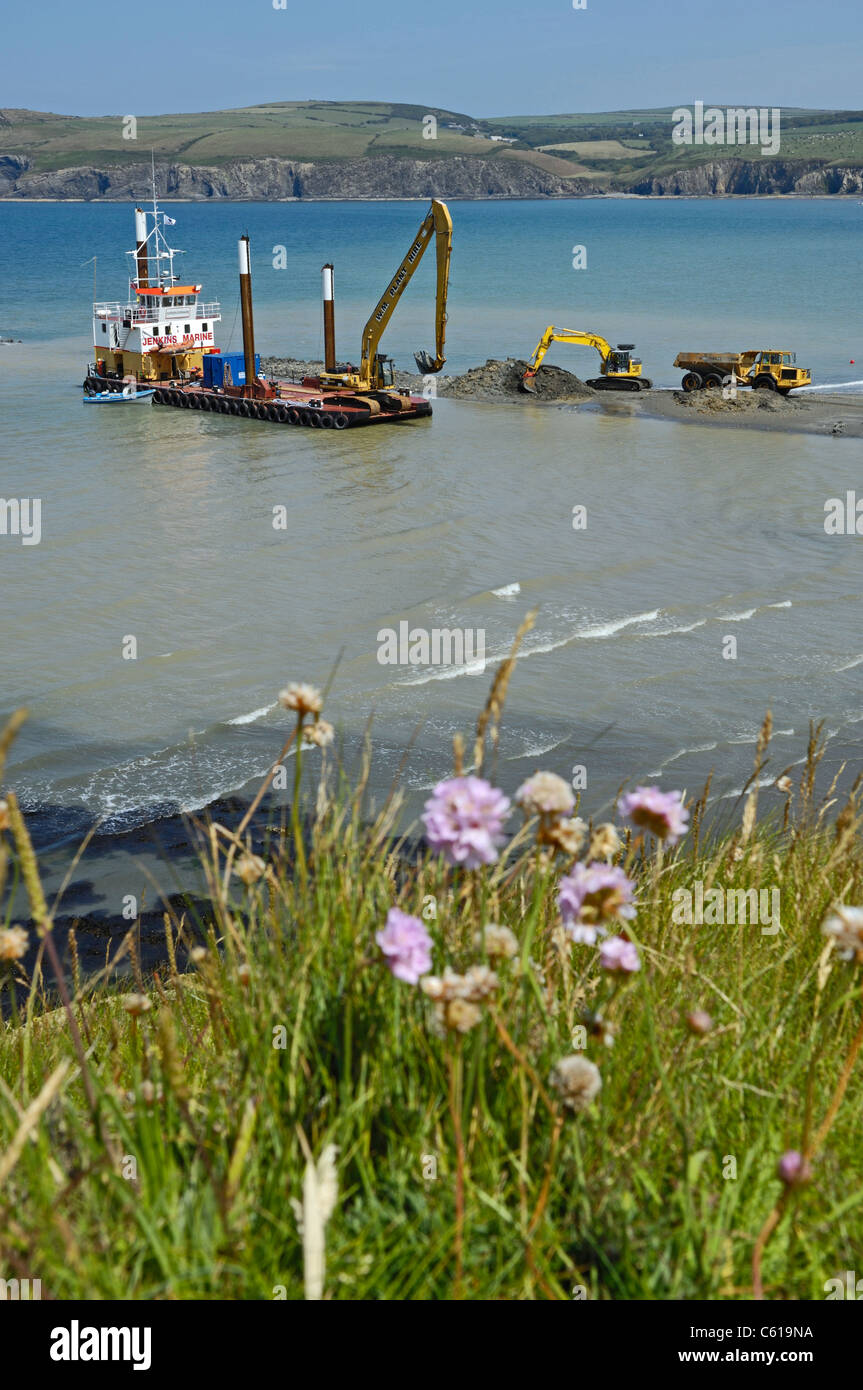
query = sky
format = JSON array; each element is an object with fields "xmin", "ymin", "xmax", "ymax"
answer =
[{"xmin": 5, "ymin": 0, "xmax": 863, "ymax": 117}]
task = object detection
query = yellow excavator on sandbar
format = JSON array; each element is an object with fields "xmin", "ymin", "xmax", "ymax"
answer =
[
  {"xmin": 522, "ymin": 326, "xmax": 652, "ymax": 393},
  {"xmin": 319, "ymin": 199, "xmax": 453, "ymax": 394}
]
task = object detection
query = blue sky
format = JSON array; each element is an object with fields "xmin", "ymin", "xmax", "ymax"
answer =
[{"xmin": 7, "ymin": 0, "xmax": 863, "ymax": 116}]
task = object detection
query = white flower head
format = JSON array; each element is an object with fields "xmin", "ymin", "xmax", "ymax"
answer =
[
  {"xmin": 822, "ymin": 905, "xmax": 863, "ymax": 963},
  {"xmin": 279, "ymin": 682, "xmax": 323, "ymax": 717}
]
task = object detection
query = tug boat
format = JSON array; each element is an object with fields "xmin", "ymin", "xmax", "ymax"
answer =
[{"xmin": 82, "ymin": 192, "xmax": 221, "ymax": 396}]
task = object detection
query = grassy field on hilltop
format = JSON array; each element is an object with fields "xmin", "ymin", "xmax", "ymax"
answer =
[
  {"xmin": 0, "ymin": 101, "xmax": 499, "ymax": 170},
  {"xmin": 3, "ymin": 102, "xmax": 863, "ymax": 189},
  {"xmin": 1, "ymin": 650, "xmax": 862, "ymax": 1301}
]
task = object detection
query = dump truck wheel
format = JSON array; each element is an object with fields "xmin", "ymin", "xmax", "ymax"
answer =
[
  {"xmin": 754, "ymin": 375, "xmax": 777, "ymax": 391},
  {"xmin": 682, "ymin": 372, "xmax": 702, "ymax": 392},
  {"xmin": 704, "ymin": 373, "xmax": 724, "ymax": 390}
]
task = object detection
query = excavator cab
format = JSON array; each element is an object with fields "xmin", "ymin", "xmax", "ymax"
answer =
[
  {"xmin": 373, "ymin": 354, "xmax": 396, "ymax": 388},
  {"xmin": 606, "ymin": 345, "xmax": 637, "ymax": 375}
]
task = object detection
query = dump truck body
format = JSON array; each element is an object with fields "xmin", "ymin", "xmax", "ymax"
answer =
[{"xmin": 673, "ymin": 350, "xmax": 811, "ymax": 395}]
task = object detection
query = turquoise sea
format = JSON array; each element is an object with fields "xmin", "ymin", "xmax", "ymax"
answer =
[{"xmin": 2, "ymin": 196, "xmax": 863, "ymax": 910}]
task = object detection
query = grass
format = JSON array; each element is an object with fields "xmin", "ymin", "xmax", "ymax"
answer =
[{"xmin": 1, "ymin": 660, "xmax": 862, "ymax": 1301}]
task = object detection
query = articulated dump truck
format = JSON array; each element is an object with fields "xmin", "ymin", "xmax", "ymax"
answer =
[{"xmin": 673, "ymin": 350, "xmax": 811, "ymax": 396}]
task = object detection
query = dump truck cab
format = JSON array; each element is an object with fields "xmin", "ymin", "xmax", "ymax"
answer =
[{"xmin": 744, "ymin": 350, "xmax": 811, "ymax": 393}]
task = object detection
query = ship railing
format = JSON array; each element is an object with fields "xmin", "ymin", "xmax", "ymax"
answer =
[{"xmin": 94, "ymin": 301, "xmax": 222, "ymax": 323}]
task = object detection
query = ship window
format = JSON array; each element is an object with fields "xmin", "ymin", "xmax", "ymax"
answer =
[
  {"xmin": 185, "ymin": 324, "xmax": 191, "ymax": 334},
  {"xmin": 202, "ymin": 323, "xmax": 208, "ymax": 331},
  {"xmin": 102, "ymin": 323, "xmax": 107, "ymax": 332}
]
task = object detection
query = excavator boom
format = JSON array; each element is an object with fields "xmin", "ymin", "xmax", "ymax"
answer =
[{"xmin": 360, "ymin": 200, "xmax": 452, "ymax": 387}]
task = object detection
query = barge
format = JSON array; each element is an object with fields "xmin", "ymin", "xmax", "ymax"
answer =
[{"xmin": 153, "ymin": 200, "xmax": 451, "ymax": 428}]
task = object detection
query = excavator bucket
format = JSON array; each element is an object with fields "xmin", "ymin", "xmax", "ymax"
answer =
[
  {"xmin": 414, "ymin": 349, "xmax": 437, "ymax": 375},
  {"xmin": 521, "ymin": 369, "xmax": 538, "ymax": 394}
]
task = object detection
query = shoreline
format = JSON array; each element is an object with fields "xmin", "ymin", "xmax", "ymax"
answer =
[{"xmin": 262, "ymin": 355, "xmax": 863, "ymax": 437}]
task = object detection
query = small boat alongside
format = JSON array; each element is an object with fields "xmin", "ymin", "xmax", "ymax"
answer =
[{"xmin": 83, "ymin": 386, "xmax": 156, "ymax": 404}]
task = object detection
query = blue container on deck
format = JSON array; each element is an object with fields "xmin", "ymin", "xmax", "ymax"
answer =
[{"xmin": 202, "ymin": 352, "xmax": 261, "ymax": 389}]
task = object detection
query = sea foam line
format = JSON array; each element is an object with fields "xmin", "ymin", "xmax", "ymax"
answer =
[{"xmin": 227, "ymin": 704, "xmax": 275, "ymax": 726}]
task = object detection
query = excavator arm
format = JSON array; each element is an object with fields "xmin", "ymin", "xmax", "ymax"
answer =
[{"xmin": 360, "ymin": 199, "xmax": 452, "ymax": 387}]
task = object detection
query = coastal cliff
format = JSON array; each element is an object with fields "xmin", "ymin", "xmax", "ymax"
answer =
[
  {"xmin": 627, "ymin": 159, "xmax": 863, "ymax": 196},
  {"xmin": 0, "ymin": 154, "xmax": 600, "ymax": 201},
  {"xmin": 3, "ymin": 152, "xmax": 862, "ymax": 201}
]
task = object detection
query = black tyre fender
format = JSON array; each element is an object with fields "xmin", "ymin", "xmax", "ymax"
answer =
[
  {"xmin": 320, "ymin": 412, "xmax": 335, "ymax": 428},
  {"xmin": 287, "ymin": 408, "xmax": 301, "ymax": 425},
  {"xmin": 275, "ymin": 405, "xmax": 289, "ymax": 423},
  {"xmin": 332, "ymin": 413, "xmax": 349, "ymax": 430}
]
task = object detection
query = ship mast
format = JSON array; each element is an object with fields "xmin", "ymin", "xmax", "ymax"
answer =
[{"xmin": 127, "ymin": 154, "xmax": 183, "ymax": 293}]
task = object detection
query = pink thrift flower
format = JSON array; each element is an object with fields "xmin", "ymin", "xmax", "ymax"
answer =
[
  {"xmin": 558, "ymin": 862, "xmax": 636, "ymax": 940},
  {"xmin": 777, "ymin": 1151, "xmax": 812, "ymax": 1187},
  {"xmin": 421, "ymin": 775, "xmax": 511, "ymax": 868},
  {"xmin": 599, "ymin": 935, "xmax": 641, "ymax": 974},
  {"xmin": 376, "ymin": 908, "xmax": 433, "ymax": 985},
  {"xmin": 617, "ymin": 786, "xmax": 689, "ymax": 845}
]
